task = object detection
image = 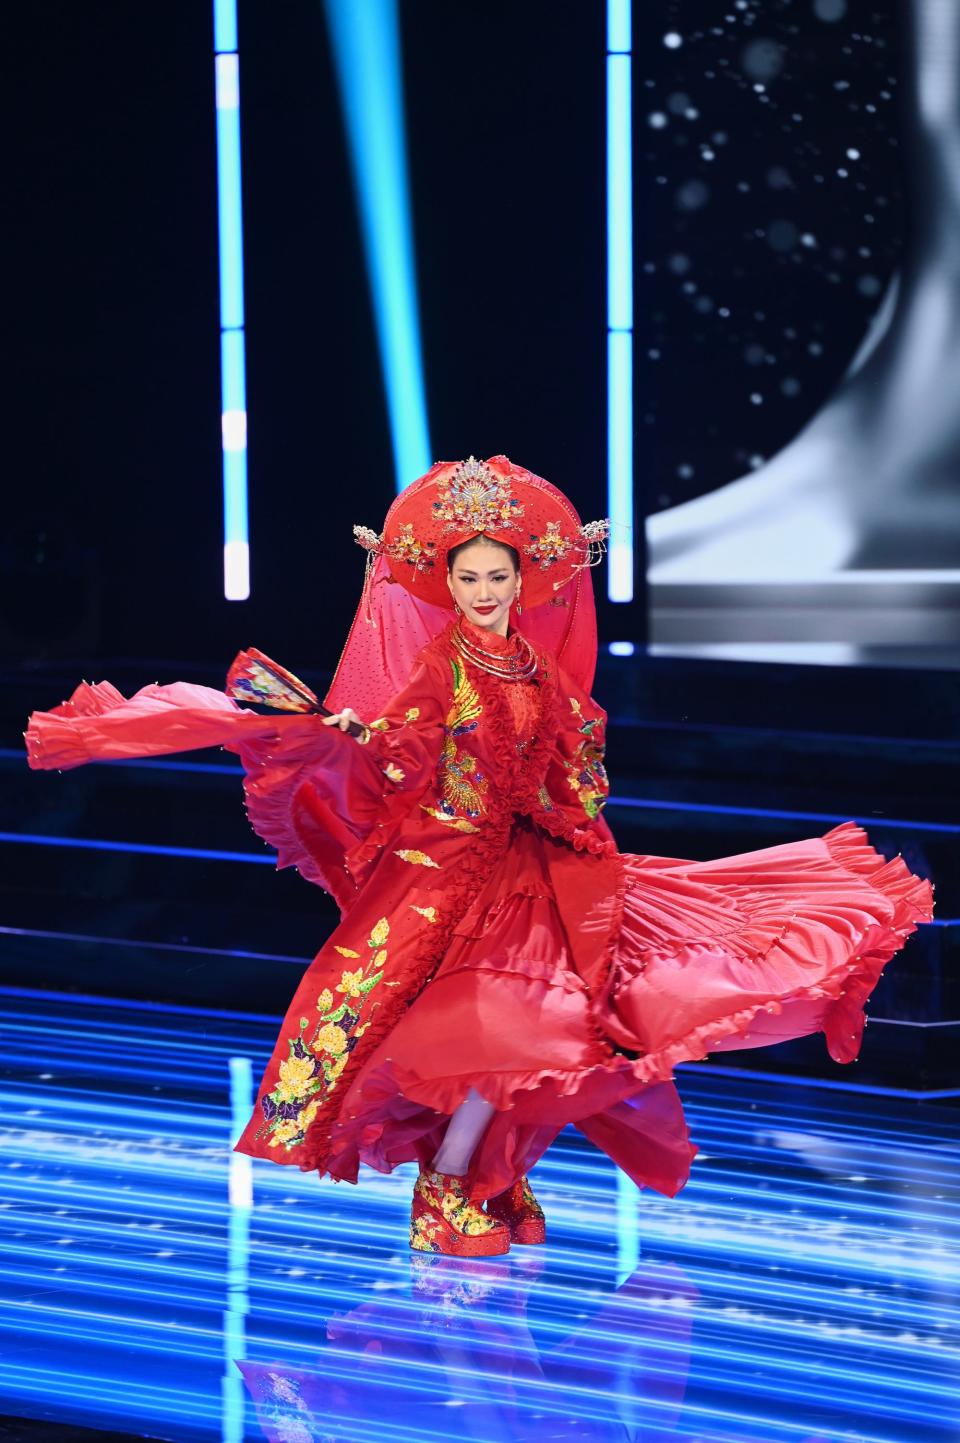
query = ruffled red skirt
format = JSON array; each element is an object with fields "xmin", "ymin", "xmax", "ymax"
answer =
[{"xmin": 324, "ymin": 817, "xmax": 933, "ymax": 1201}]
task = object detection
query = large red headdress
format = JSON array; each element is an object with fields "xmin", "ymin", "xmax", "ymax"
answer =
[
  {"xmin": 325, "ymin": 455, "xmax": 608, "ymax": 719},
  {"xmin": 359, "ymin": 454, "xmax": 608, "ymax": 609}
]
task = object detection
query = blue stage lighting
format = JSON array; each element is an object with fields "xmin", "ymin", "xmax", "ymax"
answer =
[
  {"xmin": 214, "ymin": 4, "xmax": 250, "ymax": 599},
  {"xmin": 322, "ymin": 0, "xmax": 430, "ymax": 493},
  {"xmin": 2, "ymin": 988, "xmax": 957, "ymax": 1442},
  {"xmin": 607, "ymin": 5, "xmax": 633, "ymax": 602},
  {"xmin": 0, "ymin": 829, "xmax": 275, "ymax": 864}
]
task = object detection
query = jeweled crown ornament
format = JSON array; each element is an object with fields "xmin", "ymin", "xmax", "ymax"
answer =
[{"xmin": 432, "ymin": 456, "xmax": 525, "ymax": 534}]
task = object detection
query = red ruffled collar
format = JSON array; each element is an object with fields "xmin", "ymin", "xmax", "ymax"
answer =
[{"xmin": 459, "ymin": 617, "xmax": 525, "ymax": 658}]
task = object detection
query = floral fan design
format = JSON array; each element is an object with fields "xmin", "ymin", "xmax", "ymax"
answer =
[{"xmin": 227, "ymin": 647, "xmax": 321, "ymax": 713}]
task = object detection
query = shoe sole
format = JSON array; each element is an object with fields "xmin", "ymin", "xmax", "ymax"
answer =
[
  {"xmin": 509, "ymin": 1219, "xmax": 546, "ymax": 1245},
  {"xmin": 409, "ymin": 1223, "xmax": 510, "ymax": 1257}
]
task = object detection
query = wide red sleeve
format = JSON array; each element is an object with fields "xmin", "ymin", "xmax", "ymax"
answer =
[
  {"xmin": 541, "ymin": 664, "xmax": 615, "ymax": 846},
  {"xmin": 238, "ymin": 656, "xmax": 449, "ymax": 907},
  {"xmin": 24, "ymin": 679, "xmax": 279, "ymax": 770},
  {"xmin": 23, "ymin": 656, "xmax": 450, "ymax": 912}
]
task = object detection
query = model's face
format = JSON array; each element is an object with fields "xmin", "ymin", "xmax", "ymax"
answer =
[{"xmin": 446, "ymin": 540, "xmax": 519, "ymax": 636}]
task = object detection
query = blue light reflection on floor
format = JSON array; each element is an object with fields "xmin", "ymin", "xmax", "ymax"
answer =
[{"xmin": 0, "ymin": 989, "xmax": 958, "ymax": 1442}]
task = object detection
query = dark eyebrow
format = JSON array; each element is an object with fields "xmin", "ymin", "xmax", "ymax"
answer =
[{"xmin": 455, "ymin": 568, "xmax": 509, "ymax": 577}]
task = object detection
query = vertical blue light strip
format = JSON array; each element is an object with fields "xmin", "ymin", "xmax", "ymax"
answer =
[
  {"xmin": 223, "ymin": 1056, "xmax": 252, "ymax": 1443},
  {"xmin": 616, "ymin": 1165, "xmax": 641, "ymax": 1283},
  {"xmin": 607, "ymin": 3, "xmax": 634, "ymax": 602},
  {"xmin": 214, "ymin": 2, "xmax": 250, "ymax": 599},
  {"xmin": 322, "ymin": 0, "xmax": 431, "ymax": 493}
]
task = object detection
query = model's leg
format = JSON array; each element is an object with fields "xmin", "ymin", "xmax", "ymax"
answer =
[
  {"xmin": 429, "ymin": 1089, "xmax": 547, "ymax": 1245},
  {"xmin": 411, "ymin": 1088, "xmax": 508, "ymax": 1256},
  {"xmin": 430, "ymin": 1087, "xmax": 495, "ymax": 1174}
]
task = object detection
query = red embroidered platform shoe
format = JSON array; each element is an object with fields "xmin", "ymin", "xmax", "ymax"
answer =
[
  {"xmin": 410, "ymin": 1168, "xmax": 511, "ymax": 1257},
  {"xmin": 485, "ymin": 1174, "xmax": 547, "ymax": 1245}
]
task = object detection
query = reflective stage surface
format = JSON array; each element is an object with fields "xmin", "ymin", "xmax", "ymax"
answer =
[{"xmin": 0, "ymin": 986, "xmax": 957, "ymax": 1443}]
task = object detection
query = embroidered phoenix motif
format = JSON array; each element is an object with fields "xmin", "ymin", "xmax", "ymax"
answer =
[{"xmin": 434, "ymin": 657, "xmax": 487, "ymax": 821}]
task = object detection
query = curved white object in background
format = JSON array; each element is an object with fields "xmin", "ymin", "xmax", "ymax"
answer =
[{"xmin": 648, "ymin": 0, "xmax": 960, "ymax": 661}]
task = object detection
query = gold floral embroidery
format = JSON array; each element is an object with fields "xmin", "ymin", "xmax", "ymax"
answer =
[
  {"xmin": 411, "ymin": 904, "xmax": 438, "ymax": 923},
  {"xmin": 413, "ymin": 1171, "xmax": 502, "ymax": 1239},
  {"xmin": 369, "ymin": 717, "xmax": 390, "ymax": 732},
  {"xmin": 405, "ymin": 706, "xmax": 420, "ymax": 722},
  {"xmin": 563, "ymin": 697, "xmax": 608, "ymax": 820},
  {"xmin": 315, "ymin": 1022, "xmax": 348, "ymax": 1055},
  {"xmin": 524, "ymin": 518, "xmax": 573, "ymax": 569},
  {"xmin": 385, "ymin": 521, "xmax": 436, "ymax": 574},
  {"xmin": 370, "ymin": 918, "xmax": 389, "ymax": 946},
  {"xmin": 255, "ymin": 917, "xmax": 390, "ymax": 1150},
  {"xmin": 337, "ymin": 968, "xmax": 364, "ymax": 999},
  {"xmin": 383, "ymin": 761, "xmax": 406, "ymax": 783},
  {"xmin": 394, "ymin": 849, "xmax": 440, "ymax": 868},
  {"xmin": 276, "ymin": 1054, "xmax": 314, "ymax": 1099}
]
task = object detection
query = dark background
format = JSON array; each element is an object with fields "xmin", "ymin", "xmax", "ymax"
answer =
[{"xmin": 3, "ymin": 0, "xmax": 903, "ymax": 678}]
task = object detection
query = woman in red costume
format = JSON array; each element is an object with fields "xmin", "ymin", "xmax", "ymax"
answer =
[{"xmin": 24, "ymin": 455, "xmax": 934, "ymax": 1258}]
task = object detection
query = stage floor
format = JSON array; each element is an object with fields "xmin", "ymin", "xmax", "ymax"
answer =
[{"xmin": 0, "ymin": 986, "xmax": 957, "ymax": 1443}]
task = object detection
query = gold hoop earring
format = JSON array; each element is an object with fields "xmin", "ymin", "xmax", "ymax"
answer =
[{"xmin": 515, "ymin": 590, "xmax": 522, "ymax": 616}]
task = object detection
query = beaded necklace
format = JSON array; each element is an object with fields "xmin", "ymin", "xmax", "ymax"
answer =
[{"xmin": 452, "ymin": 620, "xmax": 539, "ymax": 682}]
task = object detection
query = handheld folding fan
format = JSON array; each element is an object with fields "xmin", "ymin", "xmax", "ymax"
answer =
[{"xmin": 226, "ymin": 647, "xmax": 366, "ymax": 738}]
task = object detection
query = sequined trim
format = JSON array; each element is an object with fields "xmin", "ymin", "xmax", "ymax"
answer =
[{"xmin": 394, "ymin": 849, "xmax": 440, "ymax": 868}]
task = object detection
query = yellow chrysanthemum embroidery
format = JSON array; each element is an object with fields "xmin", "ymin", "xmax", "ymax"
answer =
[
  {"xmin": 411, "ymin": 904, "xmax": 438, "ymax": 923},
  {"xmin": 337, "ymin": 969, "xmax": 364, "ymax": 999},
  {"xmin": 297, "ymin": 1098, "xmax": 320, "ymax": 1130},
  {"xmin": 316, "ymin": 1022, "xmax": 348, "ymax": 1055},
  {"xmin": 279, "ymin": 1054, "xmax": 315, "ymax": 1091},
  {"xmin": 369, "ymin": 718, "xmax": 390, "ymax": 732},
  {"xmin": 270, "ymin": 1120, "xmax": 300, "ymax": 1147},
  {"xmin": 255, "ymin": 913, "xmax": 393, "ymax": 1151},
  {"xmin": 405, "ymin": 706, "xmax": 420, "ymax": 721},
  {"xmin": 394, "ymin": 849, "xmax": 440, "ymax": 868},
  {"xmin": 383, "ymin": 762, "xmax": 405, "ymax": 783}
]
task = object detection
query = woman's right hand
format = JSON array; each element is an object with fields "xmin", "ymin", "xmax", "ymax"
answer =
[{"xmin": 322, "ymin": 707, "xmax": 364, "ymax": 733}]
